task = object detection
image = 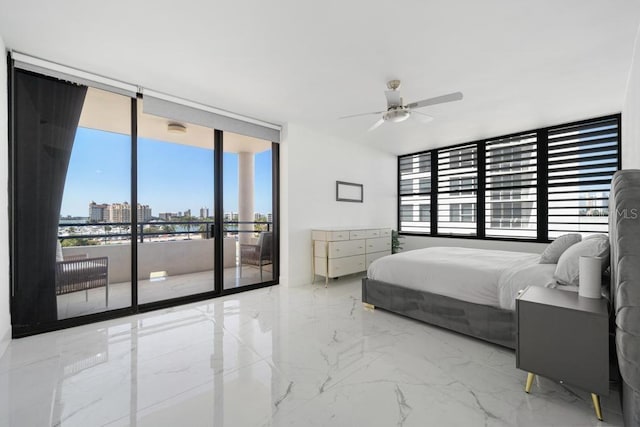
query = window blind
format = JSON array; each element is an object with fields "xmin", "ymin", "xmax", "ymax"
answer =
[
  {"xmin": 12, "ymin": 52, "xmax": 138, "ymax": 98},
  {"xmin": 547, "ymin": 117, "xmax": 619, "ymax": 238},
  {"xmin": 437, "ymin": 144, "xmax": 477, "ymax": 235},
  {"xmin": 142, "ymin": 92, "xmax": 281, "ymax": 143},
  {"xmin": 485, "ymin": 132, "xmax": 538, "ymax": 239},
  {"xmin": 399, "ymin": 153, "xmax": 431, "ymax": 233}
]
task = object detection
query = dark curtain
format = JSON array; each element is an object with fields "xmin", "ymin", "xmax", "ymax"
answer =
[{"xmin": 13, "ymin": 70, "xmax": 87, "ymax": 328}]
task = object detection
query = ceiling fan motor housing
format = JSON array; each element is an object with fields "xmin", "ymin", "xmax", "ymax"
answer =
[{"xmin": 383, "ymin": 108, "xmax": 410, "ymax": 123}]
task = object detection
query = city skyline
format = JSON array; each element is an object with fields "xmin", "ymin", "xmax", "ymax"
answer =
[
  {"xmin": 81, "ymin": 200, "xmax": 272, "ymax": 221},
  {"xmin": 60, "ymin": 127, "xmax": 273, "ymax": 217}
]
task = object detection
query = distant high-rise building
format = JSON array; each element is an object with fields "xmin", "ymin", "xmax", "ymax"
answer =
[
  {"xmin": 184, "ymin": 209, "xmax": 192, "ymax": 218},
  {"xmin": 159, "ymin": 212, "xmax": 174, "ymax": 221},
  {"xmin": 200, "ymin": 207, "xmax": 209, "ymax": 219},
  {"xmin": 137, "ymin": 204, "xmax": 152, "ymax": 223},
  {"xmin": 267, "ymin": 213, "xmax": 273, "ymax": 224},
  {"xmin": 90, "ymin": 201, "xmax": 152, "ymax": 223},
  {"xmin": 88, "ymin": 201, "xmax": 109, "ymax": 223},
  {"xmin": 223, "ymin": 212, "xmax": 239, "ymax": 222},
  {"xmin": 109, "ymin": 202, "xmax": 131, "ymax": 223}
]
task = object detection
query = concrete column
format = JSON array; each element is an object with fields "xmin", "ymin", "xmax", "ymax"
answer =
[{"xmin": 238, "ymin": 152, "xmax": 254, "ymax": 245}]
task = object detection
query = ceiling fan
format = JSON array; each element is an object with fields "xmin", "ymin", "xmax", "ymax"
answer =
[{"xmin": 340, "ymin": 80, "xmax": 463, "ymax": 131}]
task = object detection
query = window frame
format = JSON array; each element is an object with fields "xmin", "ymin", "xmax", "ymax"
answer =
[{"xmin": 397, "ymin": 114, "xmax": 621, "ymax": 243}]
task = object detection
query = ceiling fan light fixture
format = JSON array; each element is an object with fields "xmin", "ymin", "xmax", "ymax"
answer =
[
  {"xmin": 167, "ymin": 123, "xmax": 187, "ymax": 134},
  {"xmin": 383, "ymin": 109, "xmax": 411, "ymax": 123}
]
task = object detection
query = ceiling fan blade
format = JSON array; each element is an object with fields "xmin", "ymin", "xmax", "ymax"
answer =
[
  {"xmin": 339, "ymin": 110, "xmax": 385, "ymax": 120},
  {"xmin": 368, "ymin": 118, "xmax": 385, "ymax": 132},
  {"xmin": 406, "ymin": 92, "xmax": 463, "ymax": 109},
  {"xmin": 411, "ymin": 111, "xmax": 434, "ymax": 124},
  {"xmin": 384, "ymin": 90, "xmax": 402, "ymax": 108}
]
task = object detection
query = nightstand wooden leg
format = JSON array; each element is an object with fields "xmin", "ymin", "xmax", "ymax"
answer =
[
  {"xmin": 363, "ymin": 303, "xmax": 375, "ymax": 310},
  {"xmin": 591, "ymin": 393, "xmax": 603, "ymax": 421},
  {"xmin": 525, "ymin": 372, "xmax": 535, "ymax": 393}
]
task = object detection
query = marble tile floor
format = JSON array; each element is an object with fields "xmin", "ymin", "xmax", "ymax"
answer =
[
  {"xmin": 2, "ymin": 276, "xmax": 623, "ymax": 426},
  {"xmin": 57, "ymin": 266, "xmax": 274, "ymax": 319}
]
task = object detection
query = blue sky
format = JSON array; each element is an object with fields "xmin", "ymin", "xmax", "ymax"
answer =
[{"xmin": 60, "ymin": 127, "xmax": 273, "ymax": 217}]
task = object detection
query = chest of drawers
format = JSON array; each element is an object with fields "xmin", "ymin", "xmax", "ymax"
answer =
[{"xmin": 311, "ymin": 227, "xmax": 392, "ymax": 285}]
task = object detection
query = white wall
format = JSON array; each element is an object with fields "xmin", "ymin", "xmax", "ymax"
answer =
[
  {"xmin": 0, "ymin": 35, "xmax": 11, "ymax": 358},
  {"xmin": 280, "ymin": 124, "xmax": 397, "ymax": 286},
  {"xmin": 623, "ymin": 19, "xmax": 640, "ymax": 168}
]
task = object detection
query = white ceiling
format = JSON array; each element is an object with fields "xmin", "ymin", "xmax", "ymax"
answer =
[{"xmin": 1, "ymin": 0, "xmax": 640, "ymax": 155}]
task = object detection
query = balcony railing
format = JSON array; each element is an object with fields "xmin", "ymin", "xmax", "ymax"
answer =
[{"xmin": 58, "ymin": 221, "xmax": 272, "ymax": 244}]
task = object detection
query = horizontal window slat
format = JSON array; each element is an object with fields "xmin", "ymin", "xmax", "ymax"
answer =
[
  {"xmin": 486, "ymin": 167, "xmax": 537, "ymax": 177},
  {"xmin": 548, "ymin": 179, "xmax": 613, "ymax": 188},
  {"xmin": 547, "ymin": 197, "xmax": 609, "ymax": 202},
  {"xmin": 548, "ymin": 171, "xmax": 617, "ymax": 183},
  {"xmin": 548, "ymin": 128, "xmax": 618, "ymax": 145},
  {"xmin": 548, "ymin": 206, "xmax": 608, "ymax": 211},
  {"xmin": 548, "ymin": 153, "xmax": 617, "ymax": 167},
  {"xmin": 437, "ymin": 170, "xmax": 478, "ymax": 179},
  {"xmin": 549, "ymin": 163, "xmax": 618, "ymax": 179},
  {"xmin": 548, "ymin": 138, "xmax": 617, "ymax": 153},
  {"xmin": 438, "ymin": 144, "xmax": 477, "ymax": 154},
  {"xmin": 485, "ymin": 149, "xmax": 537, "ymax": 163},
  {"xmin": 486, "ymin": 184, "xmax": 538, "ymax": 192},
  {"xmin": 485, "ymin": 161, "xmax": 537, "ymax": 171},
  {"xmin": 548, "ymin": 118, "xmax": 618, "ymax": 136}
]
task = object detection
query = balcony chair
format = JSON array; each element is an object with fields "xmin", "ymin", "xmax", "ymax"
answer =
[
  {"xmin": 239, "ymin": 232, "xmax": 272, "ymax": 281},
  {"xmin": 55, "ymin": 241, "xmax": 110, "ymax": 306}
]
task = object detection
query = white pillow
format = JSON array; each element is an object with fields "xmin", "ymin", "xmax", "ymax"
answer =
[
  {"xmin": 56, "ymin": 240, "xmax": 64, "ymax": 262},
  {"xmin": 554, "ymin": 236, "xmax": 610, "ymax": 286},
  {"xmin": 539, "ymin": 233, "xmax": 582, "ymax": 264},
  {"xmin": 584, "ymin": 233, "xmax": 608, "ymax": 241}
]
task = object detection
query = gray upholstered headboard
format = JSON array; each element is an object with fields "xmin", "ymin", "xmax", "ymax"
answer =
[{"xmin": 610, "ymin": 169, "xmax": 640, "ymax": 426}]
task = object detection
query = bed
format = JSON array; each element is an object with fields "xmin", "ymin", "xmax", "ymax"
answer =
[
  {"xmin": 362, "ymin": 169, "xmax": 640, "ymax": 423},
  {"xmin": 362, "ymin": 247, "xmax": 556, "ymax": 349}
]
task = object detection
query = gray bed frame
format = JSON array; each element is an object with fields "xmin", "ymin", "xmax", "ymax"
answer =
[
  {"xmin": 610, "ymin": 170, "xmax": 640, "ymax": 426},
  {"xmin": 362, "ymin": 278, "xmax": 516, "ymax": 349},
  {"xmin": 362, "ymin": 169, "xmax": 640, "ymax": 424}
]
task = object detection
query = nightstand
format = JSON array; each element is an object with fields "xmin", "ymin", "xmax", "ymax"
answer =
[{"xmin": 516, "ymin": 286, "xmax": 609, "ymax": 421}]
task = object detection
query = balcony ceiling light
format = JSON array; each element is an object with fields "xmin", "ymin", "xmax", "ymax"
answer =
[{"xmin": 167, "ymin": 123, "xmax": 187, "ymax": 134}]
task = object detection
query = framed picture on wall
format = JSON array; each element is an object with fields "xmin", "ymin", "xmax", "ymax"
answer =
[{"xmin": 336, "ymin": 181, "xmax": 363, "ymax": 203}]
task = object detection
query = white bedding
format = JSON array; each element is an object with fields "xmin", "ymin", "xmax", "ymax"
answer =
[{"xmin": 367, "ymin": 247, "xmax": 556, "ymax": 310}]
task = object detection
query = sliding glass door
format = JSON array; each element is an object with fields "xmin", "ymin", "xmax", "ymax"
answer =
[
  {"xmin": 10, "ymin": 65, "xmax": 279, "ymax": 336},
  {"xmin": 137, "ymin": 102, "xmax": 216, "ymax": 303}
]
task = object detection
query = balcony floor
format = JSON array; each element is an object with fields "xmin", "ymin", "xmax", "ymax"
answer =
[{"xmin": 57, "ymin": 265, "xmax": 273, "ymax": 320}]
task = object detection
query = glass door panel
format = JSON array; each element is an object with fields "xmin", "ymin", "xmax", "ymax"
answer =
[
  {"xmin": 58, "ymin": 88, "xmax": 133, "ymax": 319},
  {"xmin": 137, "ymin": 101, "xmax": 215, "ymax": 303},
  {"xmin": 223, "ymin": 132, "xmax": 274, "ymax": 289}
]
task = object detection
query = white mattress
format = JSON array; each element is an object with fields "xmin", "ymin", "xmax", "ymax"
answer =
[{"xmin": 367, "ymin": 247, "xmax": 556, "ymax": 310}]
